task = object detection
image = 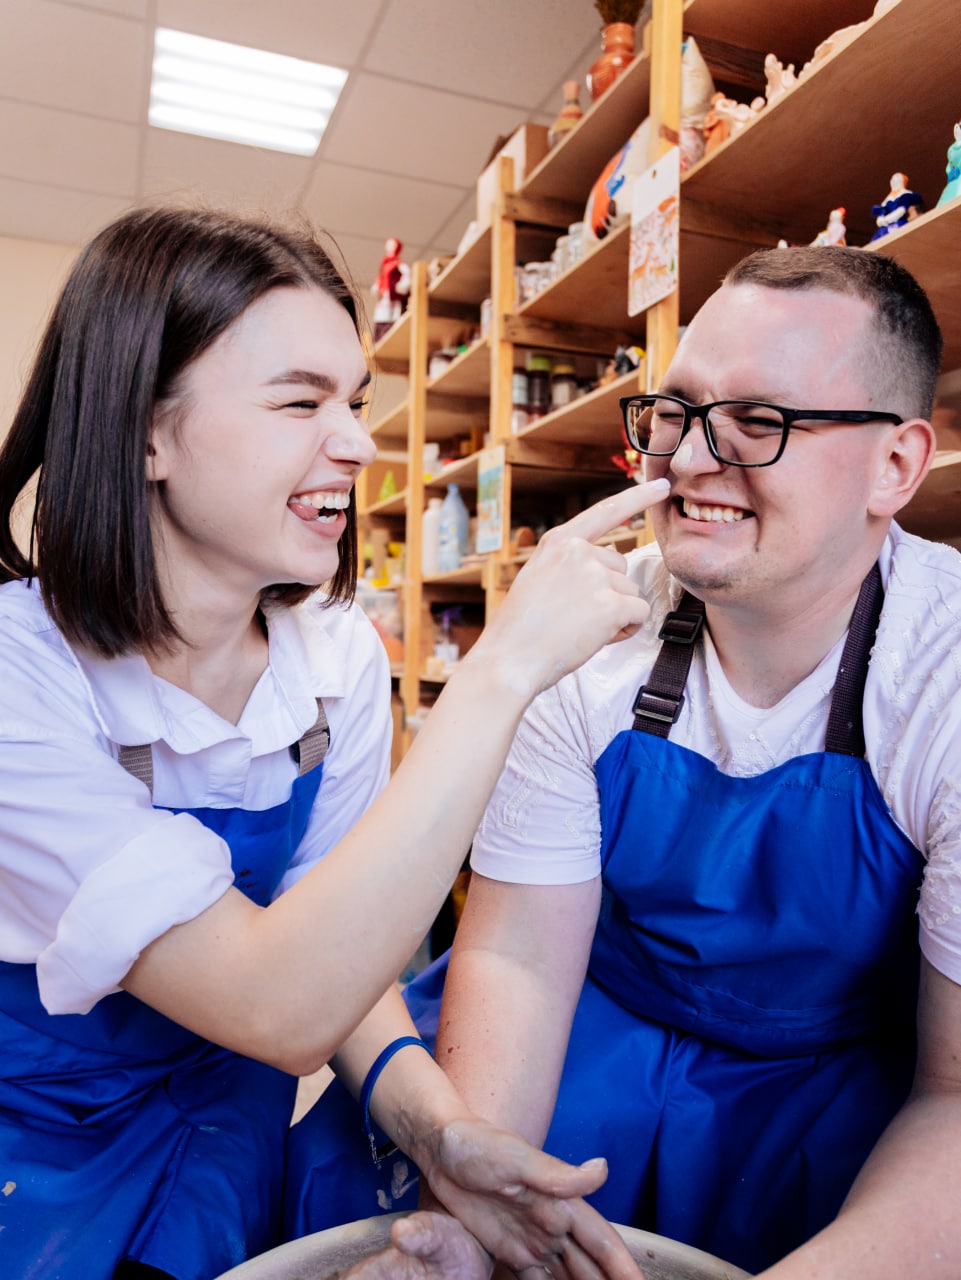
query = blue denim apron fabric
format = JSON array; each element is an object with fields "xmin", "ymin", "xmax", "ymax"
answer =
[
  {"xmin": 286, "ymin": 579, "xmax": 923, "ymax": 1275},
  {"xmin": 0, "ymin": 766, "xmax": 322, "ymax": 1280}
]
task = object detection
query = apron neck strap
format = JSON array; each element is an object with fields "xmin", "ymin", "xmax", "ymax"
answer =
[
  {"xmin": 823, "ymin": 561, "xmax": 884, "ymax": 757},
  {"xmin": 632, "ymin": 563, "xmax": 884, "ymax": 758},
  {"xmin": 117, "ymin": 698, "xmax": 330, "ymax": 798}
]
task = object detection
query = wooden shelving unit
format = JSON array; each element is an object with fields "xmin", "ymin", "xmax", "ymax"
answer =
[{"xmin": 363, "ymin": 0, "xmax": 961, "ymax": 756}]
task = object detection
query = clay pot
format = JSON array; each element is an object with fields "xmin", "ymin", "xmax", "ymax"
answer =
[{"xmin": 587, "ymin": 22, "xmax": 636, "ymax": 100}]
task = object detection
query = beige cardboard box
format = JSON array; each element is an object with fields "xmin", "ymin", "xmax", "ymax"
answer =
[{"xmin": 475, "ymin": 123, "xmax": 550, "ymax": 229}]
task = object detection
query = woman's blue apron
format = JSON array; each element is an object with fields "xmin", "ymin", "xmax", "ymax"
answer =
[
  {"xmin": 286, "ymin": 567, "xmax": 923, "ymax": 1276},
  {"xmin": 0, "ymin": 719, "xmax": 326, "ymax": 1280}
]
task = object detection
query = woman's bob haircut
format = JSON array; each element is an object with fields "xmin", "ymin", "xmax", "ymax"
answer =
[{"xmin": 0, "ymin": 205, "xmax": 367, "ymax": 657}]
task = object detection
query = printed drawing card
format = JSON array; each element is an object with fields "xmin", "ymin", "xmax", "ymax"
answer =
[{"xmin": 628, "ymin": 146, "xmax": 680, "ymax": 316}]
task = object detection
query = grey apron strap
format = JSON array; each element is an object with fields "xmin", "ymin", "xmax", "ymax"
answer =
[
  {"xmin": 632, "ymin": 596, "xmax": 706, "ymax": 738},
  {"xmin": 116, "ymin": 698, "xmax": 331, "ymax": 797},
  {"xmin": 290, "ymin": 698, "xmax": 331, "ymax": 775},
  {"xmin": 116, "ymin": 742, "xmax": 154, "ymax": 795}
]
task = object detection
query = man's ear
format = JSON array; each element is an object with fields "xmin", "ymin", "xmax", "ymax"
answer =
[{"xmin": 867, "ymin": 418, "xmax": 938, "ymax": 518}]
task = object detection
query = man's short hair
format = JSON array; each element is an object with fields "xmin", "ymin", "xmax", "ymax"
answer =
[{"xmin": 725, "ymin": 246, "xmax": 942, "ymax": 420}]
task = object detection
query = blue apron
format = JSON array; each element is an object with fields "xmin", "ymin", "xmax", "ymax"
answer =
[
  {"xmin": 287, "ymin": 569, "xmax": 923, "ymax": 1276},
  {"xmin": 0, "ymin": 755, "xmax": 323, "ymax": 1280}
]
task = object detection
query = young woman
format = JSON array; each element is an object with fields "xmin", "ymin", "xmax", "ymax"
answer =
[{"xmin": 0, "ymin": 206, "xmax": 667, "ymax": 1280}]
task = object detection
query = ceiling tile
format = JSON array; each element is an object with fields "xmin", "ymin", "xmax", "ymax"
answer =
[
  {"xmin": 54, "ymin": 0, "xmax": 148, "ymax": 16},
  {"xmin": 0, "ymin": 176, "xmax": 131, "ymax": 245},
  {"xmin": 364, "ymin": 0, "xmax": 602, "ymax": 109},
  {"xmin": 321, "ymin": 73, "xmax": 532, "ymax": 187},
  {"xmin": 424, "ymin": 190, "xmax": 476, "ymax": 256},
  {"xmin": 140, "ymin": 127, "xmax": 313, "ymax": 213},
  {"xmin": 2, "ymin": 0, "xmax": 148, "ymax": 122},
  {"xmin": 0, "ymin": 101, "xmax": 139, "ymax": 197},
  {"xmin": 300, "ymin": 160, "xmax": 466, "ymax": 247},
  {"xmin": 156, "ymin": 0, "xmax": 382, "ymax": 67}
]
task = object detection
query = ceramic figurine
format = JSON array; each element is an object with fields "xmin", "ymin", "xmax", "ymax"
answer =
[
  {"xmin": 811, "ymin": 207, "xmax": 847, "ymax": 247},
  {"xmin": 702, "ymin": 93, "xmax": 764, "ymax": 155},
  {"xmin": 938, "ymin": 122, "xmax": 961, "ymax": 207},
  {"xmin": 371, "ymin": 237, "xmax": 411, "ymax": 341},
  {"xmin": 764, "ymin": 53, "xmax": 797, "ymax": 107},
  {"xmin": 870, "ymin": 173, "xmax": 924, "ymax": 240}
]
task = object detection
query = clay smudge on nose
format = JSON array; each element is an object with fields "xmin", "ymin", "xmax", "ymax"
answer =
[{"xmin": 672, "ymin": 440, "xmax": 694, "ymax": 471}]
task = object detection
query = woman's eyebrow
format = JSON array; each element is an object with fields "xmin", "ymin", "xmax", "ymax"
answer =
[{"xmin": 265, "ymin": 369, "xmax": 338, "ymax": 391}]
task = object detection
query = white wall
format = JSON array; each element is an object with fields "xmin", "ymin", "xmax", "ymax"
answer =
[{"xmin": 0, "ymin": 236, "xmax": 78, "ymax": 442}]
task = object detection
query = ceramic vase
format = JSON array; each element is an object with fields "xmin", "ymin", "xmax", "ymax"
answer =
[
  {"xmin": 587, "ymin": 22, "xmax": 635, "ymax": 100},
  {"xmin": 548, "ymin": 80, "xmax": 584, "ymax": 148}
]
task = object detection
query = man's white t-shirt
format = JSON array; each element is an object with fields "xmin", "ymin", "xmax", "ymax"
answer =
[{"xmin": 472, "ymin": 523, "xmax": 961, "ymax": 984}]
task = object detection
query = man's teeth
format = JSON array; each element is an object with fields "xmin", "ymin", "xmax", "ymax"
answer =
[{"xmin": 683, "ymin": 500, "xmax": 745, "ymax": 523}]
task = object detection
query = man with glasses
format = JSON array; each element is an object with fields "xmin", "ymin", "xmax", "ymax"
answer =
[{"xmin": 421, "ymin": 246, "xmax": 961, "ymax": 1278}]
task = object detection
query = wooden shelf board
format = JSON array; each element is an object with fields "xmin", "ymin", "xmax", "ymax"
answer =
[
  {"xmin": 683, "ymin": 0, "xmax": 874, "ymax": 69},
  {"xmin": 426, "ymin": 454, "xmax": 480, "ymax": 492},
  {"xmin": 516, "ymin": 369, "xmax": 642, "ymax": 449},
  {"xmin": 517, "ymin": 223, "xmax": 646, "ymax": 335},
  {"xmin": 423, "ymin": 565, "xmax": 484, "ymax": 587},
  {"xmin": 372, "ymin": 312, "xmax": 412, "ymax": 367},
  {"xmin": 899, "ymin": 450, "xmax": 961, "ymax": 539},
  {"xmin": 363, "ymin": 490, "xmax": 407, "ymax": 519},
  {"xmin": 427, "ymin": 339, "xmax": 491, "ymax": 398},
  {"xmin": 429, "ymin": 226, "xmax": 493, "ymax": 305},
  {"xmin": 868, "ymin": 201, "xmax": 961, "ymax": 373},
  {"xmin": 682, "ymin": 0, "xmax": 961, "ymax": 249},
  {"xmin": 370, "ymin": 400, "xmax": 409, "ymax": 446},
  {"xmin": 521, "ymin": 46, "xmax": 652, "ymax": 207}
]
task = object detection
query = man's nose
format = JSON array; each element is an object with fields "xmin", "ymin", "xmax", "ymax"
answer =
[{"xmin": 669, "ymin": 415, "xmax": 721, "ymax": 476}]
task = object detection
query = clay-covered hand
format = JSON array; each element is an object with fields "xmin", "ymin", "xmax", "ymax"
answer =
[
  {"xmin": 336, "ymin": 1211, "xmax": 491, "ymax": 1280},
  {"xmin": 468, "ymin": 479, "xmax": 670, "ymax": 702},
  {"xmin": 416, "ymin": 1118, "xmax": 643, "ymax": 1280}
]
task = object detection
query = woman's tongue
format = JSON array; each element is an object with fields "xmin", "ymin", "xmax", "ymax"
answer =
[{"xmin": 288, "ymin": 497, "xmax": 321, "ymax": 522}]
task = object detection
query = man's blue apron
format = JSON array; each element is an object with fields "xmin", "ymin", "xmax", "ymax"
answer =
[
  {"xmin": 0, "ymin": 709, "xmax": 327, "ymax": 1280},
  {"xmin": 286, "ymin": 567, "xmax": 923, "ymax": 1276}
]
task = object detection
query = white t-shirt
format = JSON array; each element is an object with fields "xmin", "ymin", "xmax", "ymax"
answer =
[
  {"xmin": 472, "ymin": 523, "xmax": 961, "ymax": 985},
  {"xmin": 0, "ymin": 579, "xmax": 392, "ymax": 1015}
]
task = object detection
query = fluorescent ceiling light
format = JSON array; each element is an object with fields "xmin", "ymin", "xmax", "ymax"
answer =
[{"xmin": 149, "ymin": 27, "xmax": 348, "ymax": 156}]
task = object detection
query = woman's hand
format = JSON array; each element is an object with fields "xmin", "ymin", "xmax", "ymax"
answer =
[
  {"xmin": 337, "ymin": 1211, "xmax": 491, "ymax": 1280},
  {"xmin": 466, "ymin": 480, "xmax": 670, "ymax": 702},
  {"xmin": 415, "ymin": 1117, "xmax": 644, "ymax": 1280}
]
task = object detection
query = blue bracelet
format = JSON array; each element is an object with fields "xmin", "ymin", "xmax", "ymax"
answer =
[{"xmin": 360, "ymin": 1035, "xmax": 432, "ymax": 1166}]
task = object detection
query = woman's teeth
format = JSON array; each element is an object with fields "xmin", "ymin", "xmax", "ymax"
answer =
[
  {"xmin": 682, "ymin": 500, "xmax": 745, "ymax": 523},
  {"xmin": 289, "ymin": 490, "xmax": 351, "ymax": 521}
]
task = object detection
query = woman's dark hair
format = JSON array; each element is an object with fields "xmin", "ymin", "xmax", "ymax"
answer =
[
  {"xmin": 725, "ymin": 245, "xmax": 943, "ymax": 419},
  {"xmin": 0, "ymin": 205, "xmax": 367, "ymax": 657}
]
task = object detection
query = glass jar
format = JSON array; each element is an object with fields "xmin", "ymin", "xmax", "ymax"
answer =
[
  {"xmin": 551, "ymin": 361, "xmax": 578, "ymax": 409},
  {"xmin": 526, "ymin": 353, "xmax": 552, "ymax": 419},
  {"xmin": 511, "ymin": 371, "xmax": 530, "ymax": 433}
]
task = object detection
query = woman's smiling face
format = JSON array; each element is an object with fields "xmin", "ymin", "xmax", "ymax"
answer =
[{"xmin": 147, "ymin": 284, "xmax": 375, "ymax": 609}]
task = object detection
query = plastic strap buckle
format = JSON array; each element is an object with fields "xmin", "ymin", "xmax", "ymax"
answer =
[
  {"xmin": 632, "ymin": 686, "xmax": 686, "ymax": 725},
  {"xmin": 658, "ymin": 608, "xmax": 704, "ymax": 645}
]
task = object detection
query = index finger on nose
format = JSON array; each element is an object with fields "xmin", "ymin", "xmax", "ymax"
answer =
[{"xmin": 557, "ymin": 480, "xmax": 671, "ymax": 546}]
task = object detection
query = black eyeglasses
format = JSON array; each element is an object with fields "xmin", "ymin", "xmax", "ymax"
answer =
[{"xmin": 619, "ymin": 395, "xmax": 904, "ymax": 468}]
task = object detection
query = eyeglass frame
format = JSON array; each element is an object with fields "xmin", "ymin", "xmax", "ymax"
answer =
[{"xmin": 619, "ymin": 394, "xmax": 905, "ymax": 469}]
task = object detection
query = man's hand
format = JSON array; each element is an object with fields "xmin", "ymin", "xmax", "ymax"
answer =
[
  {"xmin": 337, "ymin": 1212, "xmax": 491, "ymax": 1280},
  {"xmin": 417, "ymin": 1118, "xmax": 643, "ymax": 1280}
]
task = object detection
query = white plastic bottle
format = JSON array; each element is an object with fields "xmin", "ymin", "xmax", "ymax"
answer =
[
  {"xmin": 438, "ymin": 484, "xmax": 470, "ymax": 573},
  {"xmin": 421, "ymin": 496, "xmax": 443, "ymax": 576}
]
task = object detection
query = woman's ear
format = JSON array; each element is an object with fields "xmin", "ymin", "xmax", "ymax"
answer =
[
  {"xmin": 145, "ymin": 413, "xmax": 170, "ymax": 483},
  {"xmin": 867, "ymin": 418, "xmax": 938, "ymax": 517}
]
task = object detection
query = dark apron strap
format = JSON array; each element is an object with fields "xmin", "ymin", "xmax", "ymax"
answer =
[
  {"xmin": 632, "ymin": 564, "xmax": 884, "ymax": 757},
  {"xmin": 117, "ymin": 699, "xmax": 330, "ymax": 798}
]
